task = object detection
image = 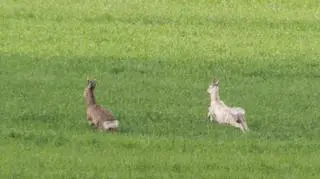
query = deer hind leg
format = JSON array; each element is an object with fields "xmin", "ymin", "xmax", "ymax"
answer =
[
  {"xmin": 225, "ymin": 113, "xmax": 246, "ymax": 132},
  {"xmin": 238, "ymin": 115, "xmax": 249, "ymax": 131},
  {"xmin": 229, "ymin": 119, "xmax": 246, "ymax": 132}
]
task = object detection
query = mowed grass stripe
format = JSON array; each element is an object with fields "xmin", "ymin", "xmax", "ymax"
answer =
[{"xmin": 1, "ymin": 0, "xmax": 320, "ymax": 178}]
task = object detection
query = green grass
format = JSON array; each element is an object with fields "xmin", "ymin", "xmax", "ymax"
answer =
[{"xmin": 1, "ymin": 0, "xmax": 320, "ymax": 178}]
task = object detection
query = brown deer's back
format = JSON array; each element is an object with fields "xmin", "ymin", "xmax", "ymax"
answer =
[{"xmin": 87, "ymin": 104, "xmax": 117, "ymax": 123}]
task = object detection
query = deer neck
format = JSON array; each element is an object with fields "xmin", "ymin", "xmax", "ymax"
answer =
[
  {"xmin": 85, "ymin": 89, "xmax": 96, "ymax": 106},
  {"xmin": 210, "ymin": 89, "xmax": 220, "ymax": 105}
]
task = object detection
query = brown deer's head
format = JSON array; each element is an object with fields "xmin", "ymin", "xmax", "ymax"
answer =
[
  {"xmin": 87, "ymin": 79, "xmax": 96, "ymax": 90},
  {"xmin": 84, "ymin": 77, "xmax": 97, "ymax": 105}
]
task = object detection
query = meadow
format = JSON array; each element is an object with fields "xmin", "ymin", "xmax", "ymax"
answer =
[{"xmin": 1, "ymin": 0, "xmax": 320, "ymax": 178}]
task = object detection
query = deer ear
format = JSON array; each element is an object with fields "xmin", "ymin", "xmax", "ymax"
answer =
[
  {"xmin": 212, "ymin": 78, "xmax": 216, "ymax": 84},
  {"xmin": 212, "ymin": 78, "xmax": 219, "ymax": 85}
]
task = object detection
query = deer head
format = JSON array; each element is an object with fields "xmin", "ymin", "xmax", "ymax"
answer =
[
  {"xmin": 207, "ymin": 78, "xmax": 219, "ymax": 94},
  {"xmin": 84, "ymin": 76, "xmax": 97, "ymax": 101},
  {"xmin": 87, "ymin": 76, "xmax": 96, "ymax": 90}
]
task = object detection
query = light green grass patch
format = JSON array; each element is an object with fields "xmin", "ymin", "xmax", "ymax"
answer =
[{"xmin": 0, "ymin": 0, "xmax": 320, "ymax": 178}]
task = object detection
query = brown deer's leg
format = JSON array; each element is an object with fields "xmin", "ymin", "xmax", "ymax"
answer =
[
  {"xmin": 87, "ymin": 115, "xmax": 94, "ymax": 125},
  {"xmin": 87, "ymin": 116, "xmax": 99, "ymax": 129}
]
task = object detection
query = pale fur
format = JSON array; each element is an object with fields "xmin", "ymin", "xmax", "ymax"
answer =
[
  {"xmin": 207, "ymin": 79, "xmax": 249, "ymax": 132},
  {"xmin": 84, "ymin": 78, "xmax": 119, "ymax": 132},
  {"xmin": 103, "ymin": 120, "xmax": 119, "ymax": 130}
]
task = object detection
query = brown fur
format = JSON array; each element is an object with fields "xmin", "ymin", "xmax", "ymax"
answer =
[{"xmin": 84, "ymin": 78, "xmax": 118, "ymax": 132}]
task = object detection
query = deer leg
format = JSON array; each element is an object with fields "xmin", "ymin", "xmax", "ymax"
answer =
[
  {"xmin": 87, "ymin": 116, "xmax": 99, "ymax": 129},
  {"xmin": 240, "ymin": 116, "xmax": 249, "ymax": 131},
  {"xmin": 229, "ymin": 120, "xmax": 245, "ymax": 132},
  {"xmin": 236, "ymin": 115, "xmax": 249, "ymax": 132},
  {"xmin": 207, "ymin": 112, "xmax": 213, "ymax": 121},
  {"xmin": 87, "ymin": 115, "xmax": 94, "ymax": 125}
]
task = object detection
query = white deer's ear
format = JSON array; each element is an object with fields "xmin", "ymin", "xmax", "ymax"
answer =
[
  {"xmin": 212, "ymin": 78, "xmax": 216, "ymax": 84},
  {"xmin": 212, "ymin": 78, "xmax": 219, "ymax": 85}
]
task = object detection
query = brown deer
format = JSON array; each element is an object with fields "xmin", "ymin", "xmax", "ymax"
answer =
[{"xmin": 84, "ymin": 77, "xmax": 119, "ymax": 132}]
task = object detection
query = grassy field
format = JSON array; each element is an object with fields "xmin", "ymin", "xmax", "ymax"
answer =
[{"xmin": 1, "ymin": 0, "xmax": 320, "ymax": 178}]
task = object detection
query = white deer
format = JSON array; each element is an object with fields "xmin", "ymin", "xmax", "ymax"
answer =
[{"xmin": 207, "ymin": 79, "xmax": 249, "ymax": 132}]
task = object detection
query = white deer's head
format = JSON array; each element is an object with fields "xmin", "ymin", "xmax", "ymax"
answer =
[{"xmin": 207, "ymin": 79, "xmax": 219, "ymax": 95}]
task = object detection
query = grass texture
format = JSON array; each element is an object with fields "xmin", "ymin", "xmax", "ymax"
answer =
[{"xmin": 0, "ymin": 0, "xmax": 320, "ymax": 178}]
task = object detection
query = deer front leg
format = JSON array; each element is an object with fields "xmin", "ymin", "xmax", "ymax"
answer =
[
  {"xmin": 236, "ymin": 115, "xmax": 249, "ymax": 132},
  {"xmin": 87, "ymin": 115, "xmax": 98, "ymax": 128},
  {"xmin": 207, "ymin": 111, "xmax": 212, "ymax": 121},
  {"xmin": 208, "ymin": 113, "xmax": 216, "ymax": 122},
  {"xmin": 207, "ymin": 107, "xmax": 216, "ymax": 122}
]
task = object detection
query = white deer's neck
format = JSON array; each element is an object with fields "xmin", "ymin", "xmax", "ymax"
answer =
[
  {"xmin": 210, "ymin": 88, "xmax": 222, "ymax": 106},
  {"xmin": 211, "ymin": 94, "xmax": 219, "ymax": 101},
  {"xmin": 211, "ymin": 89, "xmax": 220, "ymax": 100}
]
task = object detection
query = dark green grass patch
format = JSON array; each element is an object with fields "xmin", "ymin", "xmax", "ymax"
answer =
[
  {"xmin": 1, "ymin": 0, "xmax": 320, "ymax": 178},
  {"xmin": 1, "ymin": 54, "xmax": 319, "ymax": 140}
]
